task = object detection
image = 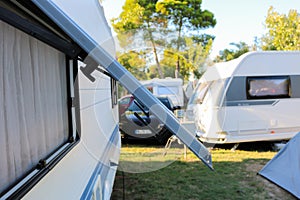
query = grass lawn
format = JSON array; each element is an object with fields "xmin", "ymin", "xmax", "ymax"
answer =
[{"xmin": 111, "ymin": 143, "xmax": 296, "ymax": 200}]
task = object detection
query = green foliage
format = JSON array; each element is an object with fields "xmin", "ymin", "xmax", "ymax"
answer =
[
  {"xmin": 148, "ymin": 65, "xmax": 175, "ymax": 79},
  {"xmin": 112, "ymin": 146, "xmax": 290, "ymax": 200},
  {"xmin": 184, "ymin": 37, "xmax": 213, "ymax": 77},
  {"xmin": 261, "ymin": 7, "xmax": 300, "ymax": 50},
  {"xmin": 117, "ymin": 51, "xmax": 147, "ymax": 80},
  {"xmin": 156, "ymin": 0, "xmax": 216, "ymax": 32},
  {"xmin": 112, "ymin": 0, "xmax": 216, "ymax": 80},
  {"xmin": 160, "ymin": 37, "xmax": 213, "ymax": 80},
  {"xmin": 111, "ymin": 0, "xmax": 144, "ymax": 33},
  {"xmin": 112, "ymin": 0, "xmax": 166, "ymax": 78},
  {"xmin": 156, "ymin": 0, "xmax": 216, "ymax": 78},
  {"xmin": 215, "ymin": 42, "xmax": 250, "ymax": 62}
]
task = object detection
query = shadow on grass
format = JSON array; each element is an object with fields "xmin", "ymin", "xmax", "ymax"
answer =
[
  {"xmin": 111, "ymin": 146, "xmax": 295, "ymax": 200},
  {"xmin": 123, "ymin": 138, "xmax": 277, "ymax": 151},
  {"xmin": 204, "ymin": 141, "xmax": 277, "ymax": 153}
]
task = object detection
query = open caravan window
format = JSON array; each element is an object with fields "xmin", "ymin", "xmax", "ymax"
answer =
[
  {"xmin": 247, "ymin": 76, "xmax": 291, "ymax": 99},
  {"xmin": 31, "ymin": 0, "xmax": 213, "ymax": 171},
  {"xmin": 0, "ymin": 3, "xmax": 79, "ymax": 198}
]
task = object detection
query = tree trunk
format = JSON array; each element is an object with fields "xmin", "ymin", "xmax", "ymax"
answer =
[
  {"xmin": 175, "ymin": 23, "xmax": 182, "ymax": 79},
  {"xmin": 175, "ymin": 59, "xmax": 180, "ymax": 78},
  {"xmin": 152, "ymin": 42, "xmax": 164, "ymax": 79},
  {"xmin": 147, "ymin": 23, "xmax": 164, "ymax": 79}
]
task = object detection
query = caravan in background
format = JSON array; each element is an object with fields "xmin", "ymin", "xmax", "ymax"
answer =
[
  {"xmin": 141, "ymin": 78, "xmax": 185, "ymax": 107},
  {"xmin": 193, "ymin": 51, "xmax": 300, "ymax": 144}
]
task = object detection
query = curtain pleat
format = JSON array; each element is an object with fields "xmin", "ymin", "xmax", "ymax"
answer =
[{"xmin": 0, "ymin": 20, "xmax": 69, "ymax": 194}]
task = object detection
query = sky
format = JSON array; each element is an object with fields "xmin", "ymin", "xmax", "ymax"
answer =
[{"xmin": 102, "ymin": 0, "xmax": 300, "ymax": 58}]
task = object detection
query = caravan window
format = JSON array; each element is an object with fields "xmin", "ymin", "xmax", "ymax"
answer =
[
  {"xmin": 247, "ymin": 76, "xmax": 291, "ymax": 99},
  {"xmin": 0, "ymin": 20, "xmax": 73, "ymax": 196},
  {"xmin": 157, "ymin": 86, "xmax": 179, "ymax": 95},
  {"xmin": 146, "ymin": 86, "xmax": 153, "ymax": 93},
  {"xmin": 193, "ymin": 82, "xmax": 212, "ymax": 104}
]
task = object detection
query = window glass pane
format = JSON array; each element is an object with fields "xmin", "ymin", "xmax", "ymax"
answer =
[
  {"xmin": 157, "ymin": 86, "xmax": 179, "ymax": 95},
  {"xmin": 128, "ymin": 98, "xmax": 172, "ymax": 111},
  {"xmin": 0, "ymin": 21, "xmax": 68, "ymax": 193},
  {"xmin": 192, "ymin": 82, "xmax": 211, "ymax": 104},
  {"xmin": 158, "ymin": 98, "xmax": 171, "ymax": 110},
  {"xmin": 119, "ymin": 97, "xmax": 130, "ymax": 105},
  {"xmin": 247, "ymin": 76, "xmax": 290, "ymax": 98},
  {"xmin": 128, "ymin": 100, "xmax": 148, "ymax": 112}
]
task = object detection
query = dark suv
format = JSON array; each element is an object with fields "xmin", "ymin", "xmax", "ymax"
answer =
[{"xmin": 119, "ymin": 96, "xmax": 181, "ymax": 144}]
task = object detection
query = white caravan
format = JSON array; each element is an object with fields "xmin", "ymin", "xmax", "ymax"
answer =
[
  {"xmin": 0, "ymin": 1, "xmax": 120, "ymax": 199},
  {"xmin": 141, "ymin": 78, "xmax": 185, "ymax": 107},
  {"xmin": 0, "ymin": 1, "xmax": 212, "ymax": 199},
  {"xmin": 194, "ymin": 51, "xmax": 300, "ymax": 144}
]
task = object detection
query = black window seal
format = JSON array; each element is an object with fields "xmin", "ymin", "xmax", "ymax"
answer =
[
  {"xmin": 111, "ymin": 78, "xmax": 118, "ymax": 108},
  {"xmin": 246, "ymin": 76, "xmax": 291, "ymax": 100},
  {"xmin": 0, "ymin": 5, "xmax": 82, "ymax": 59}
]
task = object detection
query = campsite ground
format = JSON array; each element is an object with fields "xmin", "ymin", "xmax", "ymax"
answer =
[{"xmin": 111, "ymin": 142, "xmax": 296, "ymax": 200}]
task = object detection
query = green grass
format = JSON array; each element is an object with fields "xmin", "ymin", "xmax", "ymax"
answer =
[{"xmin": 111, "ymin": 144, "xmax": 295, "ymax": 200}]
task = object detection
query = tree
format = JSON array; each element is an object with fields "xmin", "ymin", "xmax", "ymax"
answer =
[
  {"xmin": 215, "ymin": 42, "xmax": 250, "ymax": 62},
  {"xmin": 117, "ymin": 51, "xmax": 147, "ymax": 80},
  {"xmin": 183, "ymin": 36, "xmax": 213, "ymax": 78},
  {"xmin": 156, "ymin": 0, "xmax": 216, "ymax": 78},
  {"xmin": 261, "ymin": 7, "xmax": 300, "ymax": 50},
  {"xmin": 147, "ymin": 64, "xmax": 175, "ymax": 79},
  {"xmin": 112, "ymin": 0, "xmax": 167, "ymax": 78},
  {"xmin": 160, "ymin": 36, "xmax": 213, "ymax": 80}
]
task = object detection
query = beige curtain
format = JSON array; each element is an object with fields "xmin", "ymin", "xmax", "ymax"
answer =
[{"xmin": 0, "ymin": 20, "xmax": 69, "ymax": 193}]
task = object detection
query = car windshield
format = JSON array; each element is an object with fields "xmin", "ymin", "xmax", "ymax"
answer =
[
  {"xmin": 128, "ymin": 98, "xmax": 172, "ymax": 112},
  {"xmin": 128, "ymin": 100, "xmax": 148, "ymax": 112},
  {"xmin": 158, "ymin": 98, "xmax": 172, "ymax": 110}
]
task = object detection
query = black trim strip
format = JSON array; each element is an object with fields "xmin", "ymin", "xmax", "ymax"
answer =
[
  {"xmin": 73, "ymin": 60, "xmax": 81, "ymax": 138},
  {"xmin": 0, "ymin": 5, "xmax": 82, "ymax": 58},
  {"xmin": 225, "ymin": 100, "xmax": 277, "ymax": 107}
]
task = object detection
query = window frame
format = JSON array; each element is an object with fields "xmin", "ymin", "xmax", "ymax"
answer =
[
  {"xmin": 246, "ymin": 76, "xmax": 291, "ymax": 100},
  {"xmin": 0, "ymin": 4, "xmax": 81, "ymax": 199}
]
